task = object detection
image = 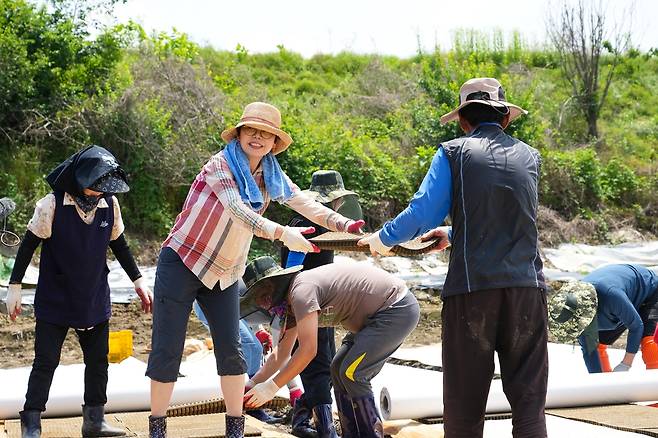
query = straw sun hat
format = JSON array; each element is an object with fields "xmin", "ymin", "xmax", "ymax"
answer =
[{"xmin": 221, "ymin": 102, "xmax": 293, "ymax": 155}]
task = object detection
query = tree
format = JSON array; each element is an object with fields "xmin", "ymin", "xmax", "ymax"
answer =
[
  {"xmin": 546, "ymin": 0, "xmax": 631, "ymax": 139},
  {"xmin": 0, "ymin": 0, "xmax": 126, "ymax": 144}
]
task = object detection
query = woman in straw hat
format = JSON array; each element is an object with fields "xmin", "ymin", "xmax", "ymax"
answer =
[{"xmin": 145, "ymin": 102, "xmax": 364, "ymax": 438}]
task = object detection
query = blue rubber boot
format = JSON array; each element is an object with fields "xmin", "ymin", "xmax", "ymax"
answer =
[
  {"xmin": 334, "ymin": 389, "xmax": 357, "ymax": 438},
  {"xmin": 291, "ymin": 397, "xmax": 317, "ymax": 438},
  {"xmin": 351, "ymin": 394, "xmax": 383, "ymax": 438},
  {"xmin": 313, "ymin": 404, "xmax": 339, "ymax": 438}
]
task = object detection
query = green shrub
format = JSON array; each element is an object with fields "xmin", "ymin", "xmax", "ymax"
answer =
[
  {"xmin": 601, "ymin": 159, "xmax": 644, "ymax": 206},
  {"xmin": 539, "ymin": 148, "xmax": 604, "ymax": 218},
  {"xmin": 1, "ymin": 7, "xmax": 656, "ymax": 242}
]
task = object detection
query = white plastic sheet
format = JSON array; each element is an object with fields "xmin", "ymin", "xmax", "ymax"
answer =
[
  {"xmin": 340, "ymin": 241, "xmax": 658, "ymax": 289},
  {"xmin": 4, "ymin": 241, "xmax": 657, "ymax": 305},
  {"xmin": 543, "ymin": 241, "xmax": 658, "ymax": 274},
  {"xmin": 0, "ymin": 260, "xmax": 156, "ymax": 305}
]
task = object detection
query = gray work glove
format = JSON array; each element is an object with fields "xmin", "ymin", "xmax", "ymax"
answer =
[{"xmin": 613, "ymin": 362, "xmax": 631, "ymax": 372}]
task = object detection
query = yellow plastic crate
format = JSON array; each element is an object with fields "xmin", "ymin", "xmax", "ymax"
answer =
[{"xmin": 108, "ymin": 329, "xmax": 133, "ymax": 363}]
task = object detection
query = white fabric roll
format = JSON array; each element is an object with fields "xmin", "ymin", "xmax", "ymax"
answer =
[{"xmin": 380, "ymin": 367, "xmax": 658, "ymax": 420}]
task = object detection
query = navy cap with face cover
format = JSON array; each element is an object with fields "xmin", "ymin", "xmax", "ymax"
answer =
[{"xmin": 46, "ymin": 145, "xmax": 129, "ymax": 196}]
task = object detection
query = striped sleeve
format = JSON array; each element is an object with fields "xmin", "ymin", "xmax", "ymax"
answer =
[
  {"xmin": 284, "ymin": 181, "xmax": 351, "ymax": 232},
  {"xmin": 203, "ymin": 154, "xmax": 279, "ymax": 239}
]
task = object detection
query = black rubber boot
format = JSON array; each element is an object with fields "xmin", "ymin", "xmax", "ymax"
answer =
[
  {"xmin": 313, "ymin": 404, "xmax": 339, "ymax": 438},
  {"xmin": 19, "ymin": 410, "xmax": 41, "ymax": 438},
  {"xmin": 334, "ymin": 390, "xmax": 357, "ymax": 438},
  {"xmin": 291, "ymin": 398, "xmax": 317, "ymax": 438},
  {"xmin": 81, "ymin": 405, "xmax": 126, "ymax": 437},
  {"xmin": 148, "ymin": 415, "xmax": 167, "ymax": 438},
  {"xmin": 352, "ymin": 395, "xmax": 383, "ymax": 438},
  {"xmin": 225, "ymin": 415, "xmax": 245, "ymax": 438}
]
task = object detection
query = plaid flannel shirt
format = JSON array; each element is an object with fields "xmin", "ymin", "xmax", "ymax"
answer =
[{"xmin": 163, "ymin": 150, "xmax": 351, "ymax": 290}]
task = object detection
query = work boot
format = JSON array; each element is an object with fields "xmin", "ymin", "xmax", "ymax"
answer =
[
  {"xmin": 246, "ymin": 408, "xmax": 281, "ymax": 424},
  {"xmin": 291, "ymin": 398, "xmax": 317, "ymax": 438},
  {"xmin": 148, "ymin": 415, "xmax": 166, "ymax": 438},
  {"xmin": 81, "ymin": 405, "xmax": 126, "ymax": 437},
  {"xmin": 641, "ymin": 336, "xmax": 658, "ymax": 369},
  {"xmin": 313, "ymin": 404, "xmax": 339, "ymax": 438},
  {"xmin": 225, "ymin": 415, "xmax": 245, "ymax": 438},
  {"xmin": 334, "ymin": 389, "xmax": 357, "ymax": 438},
  {"xmin": 19, "ymin": 410, "xmax": 41, "ymax": 438},
  {"xmin": 352, "ymin": 394, "xmax": 383, "ymax": 438}
]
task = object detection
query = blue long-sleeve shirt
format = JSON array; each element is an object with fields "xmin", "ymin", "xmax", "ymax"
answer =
[
  {"xmin": 379, "ymin": 146, "xmax": 452, "ymax": 246},
  {"xmin": 583, "ymin": 264, "xmax": 658, "ymax": 354}
]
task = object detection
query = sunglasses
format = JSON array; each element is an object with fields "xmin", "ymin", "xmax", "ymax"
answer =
[{"xmin": 241, "ymin": 126, "xmax": 275, "ymax": 140}]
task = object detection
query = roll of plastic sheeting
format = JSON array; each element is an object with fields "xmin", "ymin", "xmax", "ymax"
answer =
[
  {"xmin": 545, "ymin": 370, "xmax": 658, "ymax": 409},
  {"xmin": 380, "ymin": 383, "xmax": 440, "ymax": 420},
  {"xmin": 380, "ymin": 367, "xmax": 658, "ymax": 420},
  {"xmin": 0, "ymin": 357, "xmax": 222, "ymax": 419}
]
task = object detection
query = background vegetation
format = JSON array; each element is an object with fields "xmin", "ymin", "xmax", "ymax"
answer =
[{"xmin": 1, "ymin": 0, "xmax": 656, "ymax": 258}]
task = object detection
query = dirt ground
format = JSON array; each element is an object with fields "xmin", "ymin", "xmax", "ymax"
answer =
[{"xmin": 0, "ymin": 289, "xmax": 441, "ymax": 369}]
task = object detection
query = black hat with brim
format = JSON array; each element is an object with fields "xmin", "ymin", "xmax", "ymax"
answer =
[{"xmin": 239, "ymin": 256, "xmax": 302, "ymax": 319}]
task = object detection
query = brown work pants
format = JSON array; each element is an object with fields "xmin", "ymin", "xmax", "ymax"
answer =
[{"xmin": 442, "ymin": 287, "xmax": 548, "ymax": 438}]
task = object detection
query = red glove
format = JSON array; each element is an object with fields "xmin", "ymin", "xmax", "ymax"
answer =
[
  {"xmin": 255, "ymin": 329, "xmax": 273, "ymax": 354},
  {"xmin": 346, "ymin": 219, "xmax": 365, "ymax": 234},
  {"xmin": 289, "ymin": 387, "xmax": 303, "ymax": 408}
]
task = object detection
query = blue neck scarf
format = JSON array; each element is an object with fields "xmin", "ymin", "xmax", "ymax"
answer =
[{"xmin": 224, "ymin": 139, "xmax": 293, "ymax": 211}]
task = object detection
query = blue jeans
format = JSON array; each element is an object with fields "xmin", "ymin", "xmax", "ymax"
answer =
[{"xmin": 193, "ymin": 301, "xmax": 263, "ymax": 377}]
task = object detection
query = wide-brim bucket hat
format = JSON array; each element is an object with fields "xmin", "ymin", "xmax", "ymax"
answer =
[
  {"xmin": 221, "ymin": 102, "xmax": 293, "ymax": 155},
  {"xmin": 440, "ymin": 77, "xmax": 527, "ymax": 125},
  {"xmin": 302, "ymin": 170, "xmax": 357, "ymax": 204},
  {"xmin": 239, "ymin": 256, "xmax": 302, "ymax": 319},
  {"xmin": 547, "ymin": 280, "xmax": 599, "ymax": 352}
]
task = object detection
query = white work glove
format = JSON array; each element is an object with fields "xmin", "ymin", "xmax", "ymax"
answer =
[
  {"xmin": 6, "ymin": 283, "xmax": 22, "ymax": 321},
  {"xmin": 244, "ymin": 379, "xmax": 279, "ymax": 408},
  {"xmin": 280, "ymin": 226, "xmax": 319, "ymax": 253},
  {"xmin": 133, "ymin": 277, "xmax": 153, "ymax": 314},
  {"xmin": 613, "ymin": 362, "xmax": 631, "ymax": 372},
  {"xmin": 357, "ymin": 230, "xmax": 393, "ymax": 256}
]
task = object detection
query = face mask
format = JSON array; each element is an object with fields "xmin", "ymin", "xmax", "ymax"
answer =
[
  {"xmin": 268, "ymin": 301, "xmax": 287, "ymax": 319},
  {"xmin": 74, "ymin": 193, "xmax": 102, "ymax": 213}
]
